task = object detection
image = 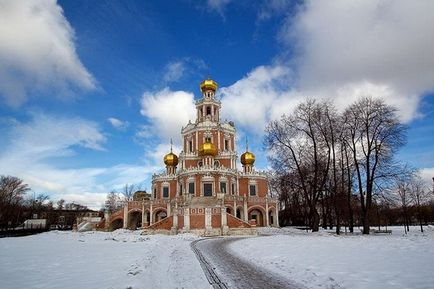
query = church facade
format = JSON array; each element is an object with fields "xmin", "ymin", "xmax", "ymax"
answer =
[{"xmin": 107, "ymin": 79, "xmax": 279, "ymax": 235}]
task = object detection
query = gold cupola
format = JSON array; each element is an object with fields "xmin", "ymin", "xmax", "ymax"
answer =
[
  {"xmin": 164, "ymin": 139, "xmax": 178, "ymax": 166},
  {"xmin": 241, "ymin": 151, "xmax": 255, "ymax": 166},
  {"xmin": 241, "ymin": 138, "xmax": 255, "ymax": 166},
  {"xmin": 164, "ymin": 152, "xmax": 178, "ymax": 166},
  {"xmin": 200, "ymin": 78, "xmax": 218, "ymax": 92},
  {"xmin": 199, "ymin": 141, "xmax": 218, "ymax": 157}
]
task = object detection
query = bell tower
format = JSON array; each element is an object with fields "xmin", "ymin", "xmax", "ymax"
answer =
[{"xmin": 196, "ymin": 78, "xmax": 220, "ymax": 123}]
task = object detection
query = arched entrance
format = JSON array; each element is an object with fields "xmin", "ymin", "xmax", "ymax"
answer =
[
  {"xmin": 226, "ymin": 206, "xmax": 233, "ymax": 215},
  {"xmin": 236, "ymin": 207, "xmax": 244, "ymax": 220},
  {"xmin": 143, "ymin": 210, "xmax": 150, "ymax": 227},
  {"xmin": 111, "ymin": 218, "xmax": 123, "ymax": 230},
  {"xmin": 154, "ymin": 209, "xmax": 167, "ymax": 222},
  {"xmin": 268, "ymin": 208, "xmax": 277, "ymax": 227},
  {"xmin": 128, "ymin": 211, "xmax": 142, "ymax": 229},
  {"xmin": 248, "ymin": 208, "xmax": 265, "ymax": 227}
]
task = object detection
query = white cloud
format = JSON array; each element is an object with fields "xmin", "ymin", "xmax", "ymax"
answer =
[
  {"xmin": 163, "ymin": 61, "xmax": 185, "ymax": 83},
  {"xmin": 220, "ymin": 65, "xmax": 301, "ymax": 133},
  {"xmin": 0, "ymin": 0, "xmax": 95, "ymax": 107},
  {"xmin": 281, "ymin": 0, "xmax": 434, "ymax": 122},
  {"xmin": 0, "ymin": 113, "xmax": 152, "ymax": 209},
  {"xmin": 419, "ymin": 168, "xmax": 434, "ymax": 191},
  {"xmin": 219, "ymin": 0, "xmax": 434, "ymax": 134},
  {"xmin": 107, "ymin": 117, "xmax": 129, "ymax": 131},
  {"xmin": 140, "ymin": 88, "xmax": 196, "ymax": 142}
]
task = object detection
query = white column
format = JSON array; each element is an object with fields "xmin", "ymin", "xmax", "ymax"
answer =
[
  {"xmin": 123, "ymin": 205, "xmax": 128, "ymax": 229},
  {"xmin": 205, "ymin": 207, "xmax": 212, "ymax": 230},
  {"xmin": 276, "ymin": 202, "xmax": 280, "ymax": 227},
  {"xmin": 172, "ymin": 207, "xmax": 178, "ymax": 234},
  {"xmin": 243, "ymin": 198, "xmax": 248, "ymax": 222},
  {"xmin": 183, "ymin": 208, "xmax": 190, "ymax": 230},
  {"xmin": 265, "ymin": 198, "xmax": 269, "ymax": 227},
  {"xmin": 217, "ymin": 130, "xmax": 220, "ymax": 150},
  {"xmin": 167, "ymin": 202, "xmax": 171, "ymax": 217},
  {"xmin": 141, "ymin": 203, "xmax": 145, "ymax": 228},
  {"xmin": 150, "ymin": 203, "xmax": 153, "ymax": 225},
  {"xmin": 221, "ymin": 206, "xmax": 229, "ymax": 235}
]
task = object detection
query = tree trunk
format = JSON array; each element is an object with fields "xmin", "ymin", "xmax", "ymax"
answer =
[
  {"xmin": 362, "ymin": 210, "xmax": 370, "ymax": 234},
  {"xmin": 311, "ymin": 209, "xmax": 320, "ymax": 232}
]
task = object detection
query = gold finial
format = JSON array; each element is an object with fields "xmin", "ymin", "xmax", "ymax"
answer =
[
  {"xmin": 241, "ymin": 137, "xmax": 255, "ymax": 166},
  {"xmin": 200, "ymin": 78, "xmax": 218, "ymax": 92},
  {"xmin": 164, "ymin": 139, "xmax": 178, "ymax": 166}
]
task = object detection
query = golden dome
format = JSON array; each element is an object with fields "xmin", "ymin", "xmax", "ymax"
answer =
[
  {"xmin": 200, "ymin": 79, "xmax": 218, "ymax": 92},
  {"xmin": 164, "ymin": 152, "xmax": 178, "ymax": 166},
  {"xmin": 241, "ymin": 151, "xmax": 255, "ymax": 166},
  {"xmin": 199, "ymin": 142, "xmax": 218, "ymax": 157}
]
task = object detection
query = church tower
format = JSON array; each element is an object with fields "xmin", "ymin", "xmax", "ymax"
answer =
[{"xmin": 114, "ymin": 77, "xmax": 281, "ymax": 235}]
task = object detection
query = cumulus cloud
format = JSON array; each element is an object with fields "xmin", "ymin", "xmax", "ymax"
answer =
[
  {"xmin": 282, "ymin": 0, "xmax": 434, "ymax": 122},
  {"xmin": 140, "ymin": 88, "xmax": 196, "ymax": 142},
  {"xmin": 220, "ymin": 65, "xmax": 299, "ymax": 133},
  {"xmin": 0, "ymin": 0, "xmax": 95, "ymax": 107},
  {"xmin": 107, "ymin": 117, "xmax": 129, "ymax": 131},
  {"xmin": 220, "ymin": 0, "xmax": 434, "ymax": 134},
  {"xmin": 0, "ymin": 113, "xmax": 151, "ymax": 209}
]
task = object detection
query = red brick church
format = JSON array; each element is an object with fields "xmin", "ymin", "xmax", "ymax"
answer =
[{"xmin": 107, "ymin": 78, "xmax": 279, "ymax": 235}]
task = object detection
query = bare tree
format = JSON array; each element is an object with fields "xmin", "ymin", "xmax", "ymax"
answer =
[
  {"xmin": 389, "ymin": 170, "xmax": 413, "ymax": 234},
  {"xmin": 105, "ymin": 191, "xmax": 122, "ymax": 214},
  {"xmin": 342, "ymin": 97, "xmax": 406, "ymax": 234},
  {"xmin": 121, "ymin": 184, "xmax": 137, "ymax": 201},
  {"xmin": 410, "ymin": 174, "xmax": 432, "ymax": 232},
  {"xmin": 0, "ymin": 175, "xmax": 30, "ymax": 227},
  {"xmin": 266, "ymin": 99, "xmax": 332, "ymax": 231},
  {"xmin": 56, "ymin": 199, "xmax": 65, "ymax": 210}
]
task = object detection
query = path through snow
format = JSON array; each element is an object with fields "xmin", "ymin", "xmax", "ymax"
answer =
[{"xmin": 193, "ymin": 237, "xmax": 305, "ymax": 289}]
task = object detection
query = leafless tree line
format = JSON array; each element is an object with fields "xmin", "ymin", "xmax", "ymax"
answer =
[
  {"xmin": 104, "ymin": 183, "xmax": 142, "ymax": 214},
  {"xmin": 0, "ymin": 175, "xmax": 88, "ymax": 228},
  {"xmin": 266, "ymin": 97, "xmax": 433, "ymax": 234}
]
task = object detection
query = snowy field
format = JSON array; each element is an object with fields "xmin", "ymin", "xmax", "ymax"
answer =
[
  {"xmin": 231, "ymin": 226, "xmax": 434, "ymax": 289},
  {"xmin": 1, "ymin": 227, "xmax": 434, "ymax": 289},
  {"xmin": 0, "ymin": 230, "xmax": 211, "ymax": 289}
]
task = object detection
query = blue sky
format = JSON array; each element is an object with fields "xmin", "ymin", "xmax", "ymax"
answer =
[{"xmin": 0, "ymin": 0, "xmax": 433, "ymax": 209}]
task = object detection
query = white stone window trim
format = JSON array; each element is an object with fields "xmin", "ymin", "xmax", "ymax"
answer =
[
  {"xmin": 188, "ymin": 181, "xmax": 195, "ymax": 195},
  {"xmin": 249, "ymin": 183, "xmax": 258, "ymax": 196},
  {"xmin": 161, "ymin": 182, "xmax": 170, "ymax": 199},
  {"xmin": 201, "ymin": 181, "xmax": 214, "ymax": 197}
]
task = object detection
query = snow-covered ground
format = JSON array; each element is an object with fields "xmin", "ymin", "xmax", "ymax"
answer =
[
  {"xmin": 0, "ymin": 230, "xmax": 211, "ymax": 289},
  {"xmin": 230, "ymin": 226, "xmax": 434, "ymax": 289},
  {"xmin": 1, "ymin": 227, "xmax": 433, "ymax": 289}
]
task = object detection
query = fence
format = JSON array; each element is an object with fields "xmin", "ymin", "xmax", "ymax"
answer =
[{"xmin": 0, "ymin": 223, "xmax": 49, "ymax": 238}]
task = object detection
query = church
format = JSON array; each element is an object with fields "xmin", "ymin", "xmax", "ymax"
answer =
[{"xmin": 107, "ymin": 78, "xmax": 279, "ymax": 235}]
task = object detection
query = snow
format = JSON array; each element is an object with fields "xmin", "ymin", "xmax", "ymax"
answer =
[
  {"xmin": 2, "ymin": 227, "xmax": 434, "ymax": 289},
  {"xmin": 230, "ymin": 226, "xmax": 434, "ymax": 289},
  {"xmin": 0, "ymin": 230, "xmax": 211, "ymax": 289}
]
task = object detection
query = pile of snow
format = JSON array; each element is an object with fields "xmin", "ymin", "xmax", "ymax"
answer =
[
  {"xmin": 231, "ymin": 226, "xmax": 434, "ymax": 289},
  {"xmin": 0, "ymin": 230, "xmax": 210, "ymax": 289}
]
